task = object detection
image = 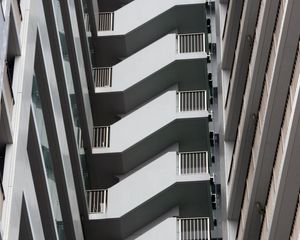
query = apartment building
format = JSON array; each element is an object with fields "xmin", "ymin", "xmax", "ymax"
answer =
[
  {"xmin": 217, "ymin": 0, "xmax": 300, "ymax": 239},
  {"xmin": 0, "ymin": 0, "xmax": 220, "ymax": 239}
]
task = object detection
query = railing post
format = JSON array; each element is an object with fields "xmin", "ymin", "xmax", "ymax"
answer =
[
  {"xmin": 202, "ymin": 33, "xmax": 206, "ymax": 53},
  {"xmin": 178, "ymin": 153, "xmax": 181, "ymax": 175},
  {"xmin": 207, "ymin": 218, "xmax": 210, "ymax": 240},
  {"xmin": 204, "ymin": 90, "xmax": 207, "ymax": 111}
]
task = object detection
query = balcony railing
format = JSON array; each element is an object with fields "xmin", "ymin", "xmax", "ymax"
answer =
[
  {"xmin": 178, "ymin": 217, "xmax": 210, "ymax": 240},
  {"xmin": 178, "ymin": 151, "xmax": 209, "ymax": 175},
  {"xmin": 87, "ymin": 189, "xmax": 108, "ymax": 213},
  {"xmin": 98, "ymin": 12, "xmax": 114, "ymax": 31},
  {"xmin": 93, "ymin": 126, "xmax": 110, "ymax": 148},
  {"xmin": 177, "ymin": 33, "xmax": 206, "ymax": 53},
  {"xmin": 178, "ymin": 90, "xmax": 207, "ymax": 112},
  {"xmin": 93, "ymin": 67, "xmax": 112, "ymax": 88}
]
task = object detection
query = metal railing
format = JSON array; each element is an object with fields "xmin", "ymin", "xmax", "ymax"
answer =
[
  {"xmin": 93, "ymin": 67, "xmax": 112, "ymax": 87},
  {"xmin": 178, "ymin": 217, "xmax": 210, "ymax": 240},
  {"xmin": 177, "ymin": 33, "xmax": 206, "ymax": 53},
  {"xmin": 178, "ymin": 90, "xmax": 207, "ymax": 112},
  {"xmin": 87, "ymin": 189, "xmax": 108, "ymax": 213},
  {"xmin": 98, "ymin": 12, "xmax": 114, "ymax": 31},
  {"xmin": 93, "ymin": 126, "xmax": 110, "ymax": 148},
  {"xmin": 178, "ymin": 151, "xmax": 209, "ymax": 175}
]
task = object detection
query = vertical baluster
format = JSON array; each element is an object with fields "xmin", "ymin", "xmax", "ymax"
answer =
[
  {"xmin": 95, "ymin": 191, "xmax": 102, "ymax": 212},
  {"xmin": 181, "ymin": 93, "xmax": 184, "ymax": 111},
  {"xmin": 189, "ymin": 219, "xmax": 192, "ymax": 240},
  {"xmin": 101, "ymin": 127, "xmax": 104, "ymax": 147},
  {"xmin": 100, "ymin": 69, "xmax": 103, "ymax": 87},
  {"xmin": 93, "ymin": 191, "xmax": 97, "ymax": 213},
  {"xmin": 192, "ymin": 153, "xmax": 194, "ymax": 174},
  {"xmin": 195, "ymin": 92, "xmax": 198, "ymax": 111},
  {"xmin": 196, "ymin": 153, "xmax": 199, "ymax": 174},
  {"xmin": 109, "ymin": 67, "xmax": 112, "ymax": 87},
  {"xmin": 204, "ymin": 90, "xmax": 207, "ymax": 110},
  {"xmin": 204, "ymin": 218, "xmax": 207, "ymax": 240},
  {"xmin": 193, "ymin": 219, "xmax": 196, "ymax": 240},
  {"xmin": 94, "ymin": 128, "xmax": 97, "ymax": 147},
  {"xmin": 204, "ymin": 152, "xmax": 207, "ymax": 173},
  {"xmin": 183, "ymin": 154, "xmax": 185, "ymax": 174},
  {"xmin": 190, "ymin": 92, "xmax": 193, "ymax": 111},
  {"xmin": 178, "ymin": 153, "xmax": 181, "ymax": 175},
  {"xmin": 88, "ymin": 191, "xmax": 91, "ymax": 213},
  {"xmin": 200, "ymin": 219, "xmax": 203, "ymax": 240},
  {"xmin": 179, "ymin": 35, "xmax": 182, "ymax": 53},
  {"xmin": 185, "ymin": 92, "xmax": 188, "ymax": 111},
  {"xmin": 196, "ymin": 219, "xmax": 199, "ymax": 240},
  {"xmin": 207, "ymin": 218, "xmax": 210, "ymax": 240},
  {"xmin": 202, "ymin": 33, "xmax": 205, "ymax": 52},
  {"xmin": 200, "ymin": 152, "xmax": 203, "ymax": 173},
  {"xmin": 106, "ymin": 68, "xmax": 108, "ymax": 86},
  {"xmin": 104, "ymin": 190, "xmax": 107, "ymax": 213}
]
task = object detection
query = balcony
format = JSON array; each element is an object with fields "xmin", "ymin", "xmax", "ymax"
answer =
[
  {"xmin": 89, "ymin": 1, "xmax": 208, "ymax": 66},
  {"xmin": 86, "ymin": 147, "xmax": 212, "ymax": 239},
  {"xmin": 91, "ymin": 33, "xmax": 208, "ymax": 119},
  {"xmin": 89, "ymin": 88, "xmax": 210, "ymax": 187},
  {"xmin": 92, "ymin": 88, "xmax": 208, "ymax": 152},
  {"xmin": 95, "ymin": 0, "xmax": 206, "ymax": 36}
]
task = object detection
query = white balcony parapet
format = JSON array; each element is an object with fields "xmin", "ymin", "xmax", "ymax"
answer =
[
  {"xmin": 178, "ymin": 217, "xmax": 211, "ymax": 240},
  {"xmin": 93, "ymin": 126, "xmax": 110, "ymax": 148},
  {"xmin": 98, "ymin": 12, "xmax": 114, "ymax": 31},
  {"xmin": 87, "ymin": 189, "xmax": 108, "ymax": 214},
  {"xmin": 177, "ymin": 33, "xmax": 206, "ymax": 54},
  {"xmin": 93, "ymin": 67, "xmax": 112, "ymax": 87},
  {"xmin": 178, "ymin": 151, "xmax": 209, "ymax": 175},
  {"xmin": 178, "ymin": 90, "xmax": 207, "ymax": 112}
]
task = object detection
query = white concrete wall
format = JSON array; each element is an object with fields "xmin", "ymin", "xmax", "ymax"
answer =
[
  {"xmin": 133, "ymin": 217, "xmax": 177, "ymax": 240},
  {"xmin": 1, "ymin": 0, "xmax": 85, "ymax": 239}
]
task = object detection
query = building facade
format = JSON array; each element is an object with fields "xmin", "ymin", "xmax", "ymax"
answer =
[
  {"xmin": 218, "ymin": 0, "xmax": 300, "ymax": 239},
  {"xmin": 2, "ymin": 0, "xmax": 300, "ymax": 239},
  {"xmin": 0, "ymin": 0, "xmax": 221, "ymax": 240}
]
